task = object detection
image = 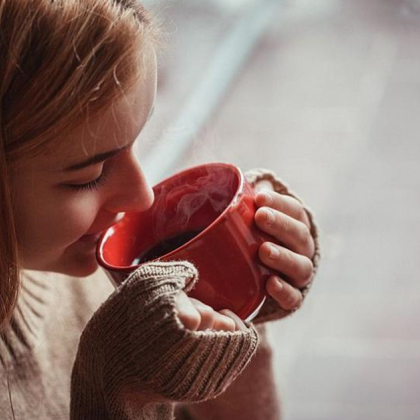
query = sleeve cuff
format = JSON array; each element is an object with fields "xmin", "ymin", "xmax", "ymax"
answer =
[{"xmin": 72, "ymin": 261, "xmax": 260, "ymax": 420}]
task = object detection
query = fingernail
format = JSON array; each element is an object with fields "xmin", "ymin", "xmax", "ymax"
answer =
[
  {"xmin": 269, "ymin": 244, "xmax": 280, "ymax": 259},
  {"xmin": 259, "ymin": 191, "xmax": 272, "ymax": 205},
  {"xmin": 274, "ymin": 277, "xmax": 283, "ymax": 290},
  {"xmin": 220, "ymin": 309, "xmax": 234, "ymax": 317},
  {"xmin": 265, "ymin": 208, "xmax": 275, "ymax": 225}
]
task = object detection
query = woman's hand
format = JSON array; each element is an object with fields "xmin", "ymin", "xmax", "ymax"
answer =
[
  {"xmin": 175, "ymin": 178, "xmax": 316, "ymax": 331},
  {"xmin": 72, "ymin": 261, "xmax": 259, "ymax": 413},
  {"xmin": 175, "ymin": 291, "xmax": 247, "ymax": 332},
  {"xmin": 254, "ymin": 180, "xmax": 315, "ymax": 311}
]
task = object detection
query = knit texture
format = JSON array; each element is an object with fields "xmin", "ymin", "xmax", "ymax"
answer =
[
  {"xmin": 174, "ymin": 324, "xmax": 282, "ymax": 420},
  {"xmin": 71, "ymin": 261, "xmax": 259, "ymax": 420},
  {"xmin": 245, "ymin": 168, "xmax": 321, "ymax": 323},
  {"xmin": 0, "ymin": 269, "xmax": 115, "ymax": 419}
]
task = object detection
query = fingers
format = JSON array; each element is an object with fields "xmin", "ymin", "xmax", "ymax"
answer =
[
  {"xmin": 211, "ymin": 311, "xmax": 237, "ymax": 332},
  {"xmin": 266, "ymin": 275, "xmax": 303, "ymax": 311},
  {"xmin": 253, "ymin": 180, "xmax": 275, "ymax": 193},
  {"xmin": 219, "ymin": 309, "xmax": 248, "ymax": 332},
  {"xmin": 188, "ymin": 298, "xmax": 216, "ymax": 330},
  {"xmin": 259, "ymin": 242, "xmax": 313, "ymax": 289},
  {"xmin": 254, "ymin": 189, "xmax": 315, "ymax": 261},
  {"xmin": 255, "ymin": 190, "xmax": 311, "ymax": 228},
  {"xmin": 255, "ymin": 206, "xmax": 314, "ymax": 258},
  {"xmin": 175, "ymin": 293, "xmax": 247, "ymax": 332},
  {"xmin": 175, "ymin": 292, "xmax": 202, "ymax": 331}
]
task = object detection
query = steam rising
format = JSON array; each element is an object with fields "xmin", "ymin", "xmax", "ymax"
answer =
[{"xmin": 152, "ymin": 169, "xmax": 237, "ymax": 238}]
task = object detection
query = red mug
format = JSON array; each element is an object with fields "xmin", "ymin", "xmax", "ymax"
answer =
[{"xmin": 96, "ymin": 162, "xmax": 271, "ymax": 321}]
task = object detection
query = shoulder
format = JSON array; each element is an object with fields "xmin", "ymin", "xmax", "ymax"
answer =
[{"xmin": 21, "ymin": 268, "xmax": 114, "ymax": 334}]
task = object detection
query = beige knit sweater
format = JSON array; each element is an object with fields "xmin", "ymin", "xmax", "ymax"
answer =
[{"xmin": 0, "ymin": 170, "xmax": 320, "ymax": 420}]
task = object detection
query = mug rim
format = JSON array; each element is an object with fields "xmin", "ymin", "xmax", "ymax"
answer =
[{"xmin": 96, "ymin": 162, "xmax": 245, "ymax": 272}]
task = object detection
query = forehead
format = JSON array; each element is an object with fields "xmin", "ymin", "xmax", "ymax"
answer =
[
  {"xmin": 56, "ymin": 89, "xmax": 146, "ymax": 162},
  {"xmin": 35, "ymin": 52, "xmax": 157, "ymax": 172}
]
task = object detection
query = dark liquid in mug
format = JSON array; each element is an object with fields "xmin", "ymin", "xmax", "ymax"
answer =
[{"xmin": 132, "ymin": 230, "xmax": 203, "ymax": 264}]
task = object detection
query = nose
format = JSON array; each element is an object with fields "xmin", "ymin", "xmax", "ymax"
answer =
[{"xmin": 106, "ymin": 152, "xmax": 154, "ymax": 213}]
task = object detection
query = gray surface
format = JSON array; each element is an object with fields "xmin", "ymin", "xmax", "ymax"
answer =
[{"xmin": 140, "ymin": 0, "xmax": 420, "ymax": 418}]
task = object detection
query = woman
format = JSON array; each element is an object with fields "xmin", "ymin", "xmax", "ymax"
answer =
[{"xmin": 0, "ymin": 1, "xmax": 319, "ymax": 419}]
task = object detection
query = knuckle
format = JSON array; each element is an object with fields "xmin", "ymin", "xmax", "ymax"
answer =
[
  {"xmin": 279, "ymin": 251, "xmax": 312, "ymax": 287},
  {"xmin": 298, "ymin": 203, "xmax": 306, "ymax": 220},
  {"xmin": 297, "ymin": 205, "xmax": 307, "ymax": 222},
  {"xmin": 297, "ymin": 257, "xmax": 314, "ymax": 285},
  {"xmin": 282, "ymin": 291, "xmax": 302, "ymax": 310},
  {"xmin": 220, "ymin": 316, "xmax": 235, "ymax": 331},
  {"xmin": 279, "ymin": 248, "xmax": 295, "ymax": 269},
  {"xmin": 191, "ymin": 315, "xmax": 202, "ymax": 331},
  {"xmin": 180, "ymin": 311, "xmax": 201, "ymax": 331},
  {"xmin": 199, "ymin": 306, "xmax": 215, "ymax": 323},
  {"xmin": 298, "ymin": 224, "xmax": 311, "ymax": 249},
  {"xmin": 264, "ymin": 208, "xmax": 276, "ymax": 226},
  {"xmin": 278, "ymin": 214, "xmax": 292, "ymax": 233}
]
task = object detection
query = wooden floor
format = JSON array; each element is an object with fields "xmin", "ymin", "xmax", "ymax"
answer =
[{"xmin": 142, "ymin": 0, "xmax": 420, "ymax": 418}]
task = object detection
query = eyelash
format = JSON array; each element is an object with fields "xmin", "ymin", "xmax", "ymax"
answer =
[{"xmin": 66, "ymin": 172, "xmax": 108, "ymax": 192}]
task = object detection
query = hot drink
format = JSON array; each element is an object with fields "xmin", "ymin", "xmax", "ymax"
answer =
[
  {"xmin": 97, "ymin": 162, "xmax": 270, "ymax": 321},
  {"xmin": 133, "ymin": 230, "xmax": 203, "ymax": 264}
]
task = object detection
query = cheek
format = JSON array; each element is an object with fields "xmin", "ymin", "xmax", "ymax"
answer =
[
  {"xmin": 58, "ymin": 199, "xmax": 100, "ymax": 239},
  {"xmin": 15, "ymin": 192, "xmax": 101, "ymax": 253}
]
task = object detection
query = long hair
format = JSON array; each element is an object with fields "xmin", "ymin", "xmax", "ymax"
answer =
[{"xmin": 0, "ymin": 0, "xmax": 158, "ymax": 329}]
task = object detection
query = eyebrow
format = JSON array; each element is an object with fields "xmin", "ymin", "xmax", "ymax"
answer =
[
  {"xmin": 64, "ymin": 146, "xmax": 129, "ymax": 171},
  {"xmin": 64, "ymin": 106, "xmax": 155, "ymax": 171}
]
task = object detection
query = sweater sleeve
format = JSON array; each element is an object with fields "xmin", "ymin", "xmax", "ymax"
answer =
[
  {"xmin": 245, "ymin": 168, "xmax": 321, "ymax": 324},
  {"xmin": 70, "ymin": 261, "xmax": 259, "ymax": 420},
  {"xmin": 174, "ymin": 324, "xmax": 281, "ymax": 420}
]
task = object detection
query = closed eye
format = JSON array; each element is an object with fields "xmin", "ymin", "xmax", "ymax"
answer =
[{"xmin": 65, "ymin": 171, "xmax": 108, "ymax": 192}]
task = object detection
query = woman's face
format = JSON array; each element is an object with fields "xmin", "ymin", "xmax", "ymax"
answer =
[{"xmin": 10, "ymin": 49, "xmax": 157, "ymax": 277}]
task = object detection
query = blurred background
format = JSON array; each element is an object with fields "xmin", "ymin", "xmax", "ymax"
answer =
[{"xmin": 139, "ymin": 0, "xmax": 420, "ymax": 419}]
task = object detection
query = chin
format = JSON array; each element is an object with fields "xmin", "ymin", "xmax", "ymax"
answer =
[
  {"xmin": 22, "ymin": 243, "xmax": 102, "ymax": 277},
  {"xmin": 47, "ymin": 252, "xmax": 100, "ymax": 278},
  {"xmin": 63, "ymin": 258, "xmax": 100, "ymax": 278},
  {"xmin": 64, "ymin": 263, "xmax": 99, "ymax": 278}
]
